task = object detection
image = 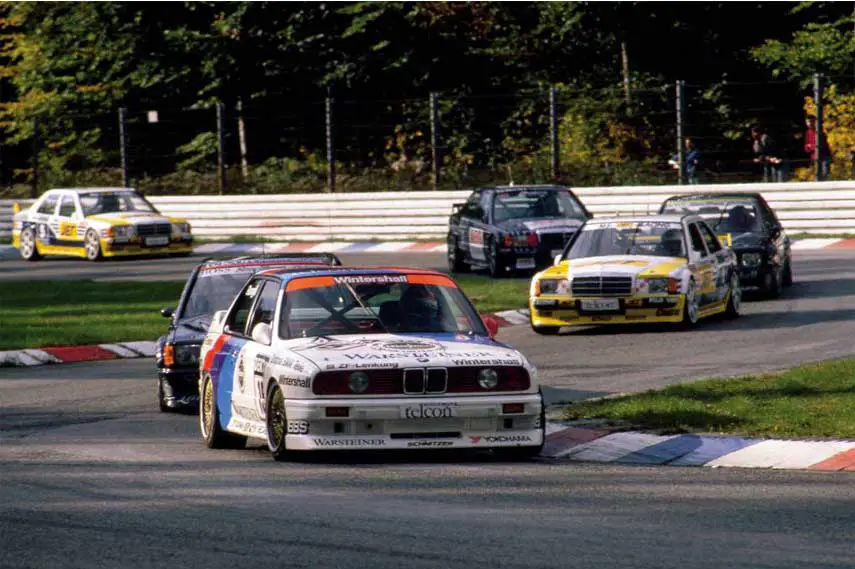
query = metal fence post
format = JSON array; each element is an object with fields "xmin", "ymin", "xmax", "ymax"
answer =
[
  {"xmin": 326, "ymin": 86, "xmax": 335, "ymax": 193},
  {"xmin": 429, "ymin": 91, "xmax": 441, "ymax": 189},
  {"xmin": 675, "ymin": 80, "xmax": 686, "ymax": 185},
  {"xmin": 216, "ymin": 102, "xmax": 226, "ymax": 195},
  {"xmin": 118, "ymin": 107, "xmax": 129, "ymax": 187},
  {"xmin": 31, "ymin": 117, "xmax": 39, "ymax": 198},
  {"xmin": 549, "ymin": 85, "xmax": 559, "ymax": 180},
  {"xmin": 814, "ymin": 73, "xmax": 825, "ymax": 182}
]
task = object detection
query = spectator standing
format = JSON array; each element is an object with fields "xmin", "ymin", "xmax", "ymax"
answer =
[
  {"xmin": 751, "ymin": 125, "xmax": 784, "ymax": 183},
  {"xmin": 804, "ymin": 116, "xmax": 831, "ymax": 180},
  {"xmin": 669, "ymin": 137, "xmax": 701, "ymax": 184}
]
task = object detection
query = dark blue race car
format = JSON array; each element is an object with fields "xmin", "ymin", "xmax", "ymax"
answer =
[
  {"xmin": 658, "ymin": 192, "xmax": 793, "ymax": 298},
  {"xmin": 447, "ymin": 185, "xmax": 592, "ymax": 277},
  {"xmin": 155, "ymin": 253, "xmax": 342, "ymax": 412}
]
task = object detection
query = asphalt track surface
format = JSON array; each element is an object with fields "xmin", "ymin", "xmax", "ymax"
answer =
[
  {"xmin": 3, "ymin": 249, "xmax": 855, "ymax": 568},
  {"xmin": 2, "ymin": 360, "xmax": 855, "ymax": 569}
]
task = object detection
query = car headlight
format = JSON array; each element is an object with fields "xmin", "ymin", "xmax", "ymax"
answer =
[
  {"xmin": 645, "ymin": 278, "xmax": 669, "ymax": 294},
  {"xmin": 348, "ymin": 371, "xmax": 369, "ymax": 393},
  {"xmin": 175, "ymin": 344, "xmax": 200, "ymax": 366},
  {"xmin": 113, "ymin": 225, "xmax": 133, "ymax": 238},
  {"xmin": 171, "ymin": 222, "xmax": 190, "ymax": 234},
  {"xmin": 741, "ymin": 253, "xmax": 762, "ymax": 267},
  {"xmin": 162, "ymin": 343, "xmax": 199, "ymax": 367},
  {"xmin": 478, "ymin": 368, "xmax": 499, "ymax": 389},
  {"xmin": 538, "ymin": 278, "xmax": 570, "ymax": 295}
]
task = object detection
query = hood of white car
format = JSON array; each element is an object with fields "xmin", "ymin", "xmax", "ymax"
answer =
[
  {"xmin": 86, "ymin": 212, "xmax": 173, "ymax": 225},
  {"xmin": 566, "ymin": 255, "xmax": 688, "ymax": 279},
  {"xmin": 285, "ymin": 334, "xmax": 526, "ymax": 370}
]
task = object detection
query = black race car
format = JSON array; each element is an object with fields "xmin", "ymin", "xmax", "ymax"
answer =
[
  {"xmin": 447, "ymin": 185, "xmax": 592, "ymax": 277},
  {"xmin": 155, "ymin": 253, "xmax": 342, "ymax": 412},
  {"xmin": 658, "ymin": 192, "xmax": 793, "ymax": 297}
]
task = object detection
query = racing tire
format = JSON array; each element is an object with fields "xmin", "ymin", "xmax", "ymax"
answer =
[
  {"xmin": 487, "ymin": 239, "xmax": 503, "ymax": 278},
  {"xmin": 679, "ymin": 279, "xmax": 700, "ymax": 329},
  {"xmin": 447, "ymin": 235, "xmax": 470, "ymax": 273},
  {"xmin": 19, "ymin": 227, "xmax": 41, "ymax": 261},
  {"xmin": 199, "ymin": 374, "xmax": 246, "ymax": 450},
  {"xmin": 724, "ymin": 272, "xmax": 742, "ymax": 319},
  {"xmin": 531, "ymin": 324, "xmax": 561, "ymax": 335},
  {"xmin": 84, "ymin": 229, "xmax": 103, "ymax": 262},
  {"xmin": 266, "ymin": 382, "xmax": 291, "ymax": 462},
  {"xmin": 762, "ymin": 267, "xmax": 782, "ymax": 299},
  {"xmin": 781, "ymin": 257, "xmax": 794, "ymax": 287}
]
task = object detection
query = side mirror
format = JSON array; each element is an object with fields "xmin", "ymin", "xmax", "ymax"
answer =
[
  {"xmin": 251, "ymin": 322, "xmax": 272, "ymax": 345},
  {"xmin": 482, "ymin": 315, "xmax": 500, "ymax": 338},
  {"xmin": 160, "ymin": 307, "xmax": 174, "ymax": 318},
  {"xmin": 211, "ymin": 310, "xmax": 227, "ymax": 331},
  {"xmin": 12, "ymin": 202, "xmax": 21, "ymax": 214},
  {"xmin": 586, "ymin": 211, "xmax": 594, "ymax": 220},
  {"xmin": 770, "ymin": 226, "xmax": 781, "ymax": 239}
]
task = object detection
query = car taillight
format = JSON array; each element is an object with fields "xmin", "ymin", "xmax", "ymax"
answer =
[{"xmin": 527, "ymin": 233, "xmax": 538, "ymax": 246}]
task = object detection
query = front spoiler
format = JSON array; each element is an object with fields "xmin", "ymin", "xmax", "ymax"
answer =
[
  {"xmin": 285, "ymin": 430, "xmax": 544, "ymax": 451},
  {"xmin": 530, "ymin": 296, "xmax": 686, "ymax": 325}
]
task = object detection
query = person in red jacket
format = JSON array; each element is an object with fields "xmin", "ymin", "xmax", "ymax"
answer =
[{"xmin": 804, "ymin": 116, "xmax": 831, "ymax": 180}]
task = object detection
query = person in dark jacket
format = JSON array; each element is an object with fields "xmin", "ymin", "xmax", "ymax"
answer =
[
  {"xmin": 669, "ymin": 137, "xmax": 701, "ymax": 184},
  {"xmin": 751, "ymin": 125, "xmax": 783, "ymax": 183},
  {"xmin": 804, "ymin": 116, "xmax": 831, "ymax": 180}
]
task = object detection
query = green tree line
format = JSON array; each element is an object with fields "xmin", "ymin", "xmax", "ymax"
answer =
[{"xmin": 0, "ymin": 1, "xmax": 852, "ymax": 196}]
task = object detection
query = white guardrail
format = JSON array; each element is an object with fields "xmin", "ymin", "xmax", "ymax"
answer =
[{"xmin": 1, "ymin": 181, "xmax": 855, "ymax": 242}]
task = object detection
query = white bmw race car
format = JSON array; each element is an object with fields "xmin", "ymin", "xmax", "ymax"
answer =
[{"xmin": 198, "ymin": 266, "xmax": 545, "ymax": 460}]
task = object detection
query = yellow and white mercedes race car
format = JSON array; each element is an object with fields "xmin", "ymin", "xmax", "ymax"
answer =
[
  {"xmin": 529, "ymin": 214, "xmax": 742, "ymax": 334},
  {"xmin": 11, "ymin": 187, "xmax": 193, "ymax": 261}
]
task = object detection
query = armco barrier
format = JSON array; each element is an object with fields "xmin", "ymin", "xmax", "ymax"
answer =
[{"xmin": 2, "ymin": 181, "xmax": 854, "ymax": 242}]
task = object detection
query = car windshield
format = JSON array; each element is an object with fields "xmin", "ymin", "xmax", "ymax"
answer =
[
  {"xmin": 566, "ymin": 220, "xmax": 687, "ymax": 259},
  {"xmin": 660, "ymin": 198, "xmax": 763, "ymax": 234},
  {"xmin": 279, "ymin": 274, "xmax": 487, "ymax": 338},
  {"xmin": 80, "ymin": 191, "xmax": 158, "ymax": 216},
  {"xmin": 492, "ymin": 188, "xmax": 586, "ymax": 223},
  {"xmin": 182, "ymin": 270, "xmax": 259, "ymax": 321}
]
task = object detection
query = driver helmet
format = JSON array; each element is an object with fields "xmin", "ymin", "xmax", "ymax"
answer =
[
  {"xmin": 659, "ymin": 228, "xmax": 684, "ymax": 256},
  {"xmin": 399, "ymin": 285, "xmax": 441, "ymax": 331}
]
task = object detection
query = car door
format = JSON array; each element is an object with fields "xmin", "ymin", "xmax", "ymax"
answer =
[
  {"xmin": 215, "ymin": 279, "xmax": 263, "ymax": 421},
  {"xmin": 458, "ymin": 191, "xmax": 488, "ymax": 262},
  {"xmin": 240, "ymin": 279, "xmax": 280, "ymax": 424},
  {"xmin": 32, "ymin": 192, "xmax": 60, "ymax": 246},
  {"xmin": 54, "ymin": 194, "xmax": 83, "ymax": 247},
  {"xmin": 686, "ymin": 222, "xmax": 716, "ymax": 304},
  {"xmin": 698, "ymin": 221, "xmax": 731, "ymax": 302}
]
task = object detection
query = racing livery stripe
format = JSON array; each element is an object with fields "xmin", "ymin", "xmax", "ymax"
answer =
[
  {"xmin": 212, "ymin": 337, "xmax": 248, "ymax": 430},
  {"xmin": 407, "ymin": 274, "xmax": 457, "ymax": 288},
  {"xmin": 202, "ymin": 334, "xmax": 231, "ymax": 372},
  {"xmin": 286, "ymin": 276, "xmax": 335, "ymax": 291}
]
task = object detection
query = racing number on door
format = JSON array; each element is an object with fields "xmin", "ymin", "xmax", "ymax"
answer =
[{"xmin": 59, "ymin": 222, "xmax": 76, "ymax": 238}]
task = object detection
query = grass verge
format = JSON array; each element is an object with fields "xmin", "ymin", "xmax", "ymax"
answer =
[
  {"xmin": 564, "ymin": 358, "xmax": 855, "ymax": 439},
  {"xmin": 0, "ymin": 275, "xmax": 530, "ymax": 351}
]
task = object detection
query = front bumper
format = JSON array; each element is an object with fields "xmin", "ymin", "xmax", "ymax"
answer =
[
  {"xmin": 159, "ymin": 368, "xmax": 199, "ymax": 408},
  {"xmin": 497, "ymin": 244, "xmax": 570, "ymax": 271},
  {"xmin": 103, "ymin": 237, "xmax": 193, "ymax": 258},
  {"xmin": 276, "ymin": 393, "xmax": 544, "ymax": 451},
  {"xmin": 529, "ymin": 295, "xmax": 686, "ymax": 326}
]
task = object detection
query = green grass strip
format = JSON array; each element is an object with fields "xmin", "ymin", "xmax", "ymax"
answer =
[
  {"xmin": 0, "ymin": 275, "xmax": 530, "ymax": 351},
  {"xmin": 564, "ymin": 358, "xmax": 855, "ymax": 439}
]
